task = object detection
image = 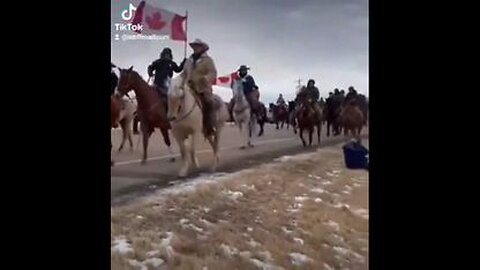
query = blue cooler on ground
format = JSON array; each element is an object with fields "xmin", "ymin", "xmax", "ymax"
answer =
[{"xmin": 342, "ymin": 140, "xmax": 369, "ymax": 170}]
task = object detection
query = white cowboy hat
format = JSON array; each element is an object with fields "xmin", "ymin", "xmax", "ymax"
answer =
[{"xmin": 189, "ymin": 38, "xmax": 209, "ymax": 50}]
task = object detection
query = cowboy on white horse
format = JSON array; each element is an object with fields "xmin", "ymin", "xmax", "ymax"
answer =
[{"xmin": 179, "ymin": 39, "xmax": 219, "ymax": 136}]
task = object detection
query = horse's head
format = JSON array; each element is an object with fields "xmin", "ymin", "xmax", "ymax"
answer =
[
  {"xmin": 232, "ymin": 80, "xmax": 246, "ymax": 104},
  {"xmin": 298, "ymin": 99, "xmax": 315, "ymax": 118},
  {"xmin": 167, "ymin": 75, "xmax": 186, "ymax": 121},
  {"xmin": 117, "ymin": 66, "xmax": 135, "ymax": 97}
]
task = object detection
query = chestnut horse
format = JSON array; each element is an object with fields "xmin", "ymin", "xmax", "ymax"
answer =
[
  {"xmin": 116, "ymin": 66, "xmax": 174, "ymax": 164},
  {"xmin": 340, "ymin": 101, "xmax": 364, "ymax": 140},
  {"xmin": 295, "ymin": 100, "xmax": 322, "ymax": 147}
]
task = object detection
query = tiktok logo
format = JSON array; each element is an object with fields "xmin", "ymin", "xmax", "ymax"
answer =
[{"xmin": 121, "ymin": 3, "xmax": 137, "ymax": 21}]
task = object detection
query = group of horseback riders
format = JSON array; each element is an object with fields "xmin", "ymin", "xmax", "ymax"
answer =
[
  {"xmin": 111, "ymin": 38, "xmax": 367, "ymax": 137},
  {"xmin": 111, "ymin": 38, "xmax": 263, "ymax": 137}
]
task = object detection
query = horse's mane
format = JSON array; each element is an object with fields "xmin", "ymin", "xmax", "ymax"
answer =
[
  {"xmin": 168, "ymin": 75, "xmax": 184, "ymax": 96},
  {"xmin": 231, "ymin": 79, "xmax": 243, "ymax": 97}
]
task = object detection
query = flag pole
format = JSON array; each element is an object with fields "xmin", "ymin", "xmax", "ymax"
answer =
[{"xmin": 184, "ymin": 10, "xmax": 188, "ymax": 59}]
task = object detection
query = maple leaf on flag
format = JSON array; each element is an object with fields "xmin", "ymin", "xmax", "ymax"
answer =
[{"xmin": 146, "ymin": 12, "xmax": 167, "ymax": 30}]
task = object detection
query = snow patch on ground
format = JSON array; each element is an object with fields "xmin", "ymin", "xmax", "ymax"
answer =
[
  {"xmin": 153, "ymin": 232, "xmax": 175, "ymax": 258},
  {"xmin": 223, "ymin": 190, "xmax": 244, "ymax": 201},
  {"xmin": 111, "ymin": 237, "xmax": 133, "ymax": 254},
  {"xmin": 247, "ymin": 238, "xmax": 261, "ymax": 248},
  {"xmin": 293, "ymin": 237, "xmax": 304, "ymax": 245},
  {"xmin": 311, "ymin": 188, "xmax": 326, "ymax": 194},
  {"xmin": 295, "ymin": 196, "xmax": 309, "ymax": 202},
  {"xmin": 220, "ymin": 243, "xmax": 239, "ymax": 257},
  {"xmin": 289, "ymin": 252, "xmax": 313, "ymax": 266},
  {"xmin": 333, "ymin": 246, "xmax": 366, "ymax": 263},
  {"xmin": 351, "ymin": 208, "xmax": 369, "ymax": 219},
  {"xmin": 324, "ymin": 220, "xmax": 340, "ymax": 232}
]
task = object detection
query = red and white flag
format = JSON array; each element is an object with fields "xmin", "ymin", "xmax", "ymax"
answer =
[
  {"xmin": 214, "ymin": 72, "xmax": 240, "ymax": 88},
  {"xmin": 131, "ymin": 1, "xmax": 187, "ymax": 41}
]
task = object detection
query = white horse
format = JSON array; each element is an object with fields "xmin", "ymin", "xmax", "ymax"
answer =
[
  {"xmin": 167, "ymin": 76, "xmax": 229, "ymax": 177},
  {"xmin": 232, "ymin": 79, "xmax": 255, "ymax": 149},
  {"xmin": 115, "ymin": 97, "xmax": 136, "ymax": 152}
]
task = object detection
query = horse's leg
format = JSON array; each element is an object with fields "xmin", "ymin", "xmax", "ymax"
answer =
[
  {"xmin": 177, "ymin": 137, "xmax": 189, "ymax": 178},
  {"xmin": 160, "ymin": 127, "xmax": 175, "ymax": 163},
  {"xmin": 118, "ymin": 119, "xmax": 127, "ymax": 152},
  {"xmin": 308, "ymin": 127, "xmax": 313, "ymax": 146},
  {"xmin": 326, "ymin": 121, "xmax": 331, "ymax": 137},
  {"xmin": 111, "ymin": 140, "xmax": 114, "ymax": 166},
  {"xmin": 136, "ymin": 122, "xmax": 142, "ymax": 150},
  {"xmin": 141, "ymin": 124, "xmax": 151, "ymax": 165},
  {"xmin": 317, "ymin": 123, "xmax": 322, "ymax": 145},
  {"xmin": 299, "ymin": 127, "xmax": 306, "ymax": 147},
  {"xmin": 258, "ymin": 119, "xmax": 264, "ymax": 137},
  {"xmin": 126, "ymin": 118, "xmax": 134, "ymax": 152},
  {"xmin": 204, "ymin": 132, "xmax": 218, "ymax": 172},
  {"xmin": 212, "ymin": 127, "xmax": 222, "ymax": 172},
  {"xmin": 248, "ymin": 118, "xmax": 255, "ymax": 148},
  {"xmin": 189, "ymin": 132, "xmax": 199, "ymax": 169}
]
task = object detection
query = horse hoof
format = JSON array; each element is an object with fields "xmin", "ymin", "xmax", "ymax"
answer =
[
  {"xmin": 240, "ymin": 146, "xmax": 247, "ymax": 150},
  {"xmin": 169, "ymin": 157, "xmax": 176, "ymax": 163}
]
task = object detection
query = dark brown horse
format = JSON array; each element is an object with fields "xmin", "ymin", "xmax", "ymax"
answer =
[
  {"xmin": 116, "ymin": 66, "xmax": 174, "ymax": 164},
  {"xmin": 295, "ymin": 100, "xmax": 322, "ymax": 147},
  {"xmin": 324, "ymin": 100, "xmax": 342, "ymax": 137},
  {"xmin": 269, "ymin": 103, "xmax": 289, "ymax": 129}
]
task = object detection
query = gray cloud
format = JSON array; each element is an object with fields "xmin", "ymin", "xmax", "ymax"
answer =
[{"xmin": 112, "ymin": 0, "xmax": 368, "ymax": 103}]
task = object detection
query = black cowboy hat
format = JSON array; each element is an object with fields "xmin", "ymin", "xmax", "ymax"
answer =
[
  {"xmin": 307, "ymin": 79, "xmax": 315, "ymax": 85},
  {"xmin": 238, "ymin": 65, "xmax": 250, "ymax": 71}
]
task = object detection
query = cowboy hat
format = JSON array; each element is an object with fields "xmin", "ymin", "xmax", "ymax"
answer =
[
  {"xmin": 189, "ymin": 38, "xmax": 209, "ymax": 50},
  {"xmin": 238, "ymin": 65, "xmax": 250, "ymax": 71}
]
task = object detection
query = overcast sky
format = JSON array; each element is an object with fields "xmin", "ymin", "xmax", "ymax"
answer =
[{"xmin": 111, "ymin": 0, "xmax": 368, "ymax": 103}]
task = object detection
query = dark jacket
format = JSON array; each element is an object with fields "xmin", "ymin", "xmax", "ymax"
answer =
[
  {"xmin": 148, "ymin": 58, "xmax": 185, "ymax": 89},
  {"xmin": 296, "ymin": 86, "xmax": 320, "ymax": 103},
  {"xmin": 111, "ymin": 72, "xmax": 118, "ymax": 95},
  {"xmin": 240, "ymin": 75, "xmax": 256, "ymax": 95}
]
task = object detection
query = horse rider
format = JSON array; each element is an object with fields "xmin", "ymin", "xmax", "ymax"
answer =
[
  {"xmin": 179, "ymin": 38, "xmax": 218, "ymax": 136},
  {"xmin": 111, "ymin": 63, "xmax": 118, "ymax": 96},
  {"xmin": 344, "ymin": 86, "xmax": 359, "ymax": 105},
  {"xmin": 236, "ymin": 65, "xmax": 261, "ymax": 117},
  {"xmin": 295, "ymin": 79, "xmax": 322, "ymax": 118},
  {"xmin": 147, "ymin": 47, "xmax": 186, "ymax": 98},
  {"xmin": 276, "ymin": 93, "xmax": 286, "ymax": 107}
]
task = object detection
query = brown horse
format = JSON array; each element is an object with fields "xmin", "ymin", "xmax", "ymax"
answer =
[
  {"xmin": 295, "ymin": 100, "xmax": 322, "ymax": 147},
  {"xmin": 111, "ymin": 95, "xmax": 122, "ymax": 166},
  {"xmin": 116, "ymin": 66, "xmax": 174, "ymax": 164},
  {"xmin": 340, "ymin": 101, "xmax": 364, "ymax": 140}
]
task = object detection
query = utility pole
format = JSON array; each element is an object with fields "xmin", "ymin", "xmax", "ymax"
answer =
[
  {"xmin": 294, "ymin": 78, "xmax": 303, "ymax": 94},
  {"xmin": 294, "ymin": 78, "xmax": 303, "ymax": 89}
]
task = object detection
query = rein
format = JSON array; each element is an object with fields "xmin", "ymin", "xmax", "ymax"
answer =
[{"xmin": 171, "ymin": 87, "xmax": 199, "ymax": 123}]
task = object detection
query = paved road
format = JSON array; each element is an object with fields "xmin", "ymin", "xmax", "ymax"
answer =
[{"xmin": 111, "ymin": 122, "xmax": 368, "ymax": 205}]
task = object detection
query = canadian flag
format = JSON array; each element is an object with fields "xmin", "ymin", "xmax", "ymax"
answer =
[
  {"xmin": 214, "ymin": 72, "xmax": 240, "ymax": 88},
  {"xmin": 131, "ymin": 1, "xmax": 187, "ymax": 41}
]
